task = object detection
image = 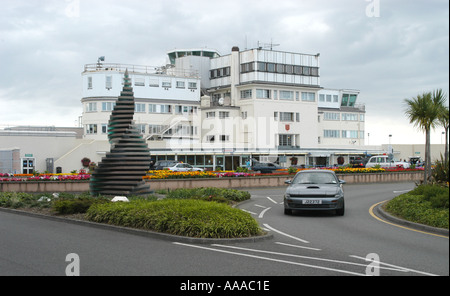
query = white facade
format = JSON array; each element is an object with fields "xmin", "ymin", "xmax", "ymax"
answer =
[{"xmin": 0, "ymin": 46, "xmax": 383, "ymax": 173}]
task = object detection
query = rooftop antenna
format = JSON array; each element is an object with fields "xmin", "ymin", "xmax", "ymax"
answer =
[{"xmin": 257, "ymin": 39, "xmax": 280, "ymax": 51}]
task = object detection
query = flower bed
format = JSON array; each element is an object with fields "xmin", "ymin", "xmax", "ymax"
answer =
[{"xmin": 0, "ymin": 167, "xmax": 423, "ymax": 182}]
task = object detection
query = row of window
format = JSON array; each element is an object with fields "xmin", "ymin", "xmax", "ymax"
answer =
[
  {"xmin": 86, "ymin": 123, "xmax": 198, "ymax": 136},
  {"xmin": 209, "ymin": 62, "xmax": 319, "ymax": 80},
  {"xmin": 323, "ymin": 130, "xmax": 365, "ymax": 139},
  {"xmin": 241, "ymin": 89, "xmax": 316, "ymax": 102},
  {"xmin": 85, "ymin": 102, "xmax": 198, "ymax": 114},
  {"xmin": 241, "ymin": 62, "xmax": 319, "ymax": 77},
  {"xmin": 87, "ymin": 76, "xmax": 198, "ymax": 90},
  {"xmin": 323, "ymin": 112, "xmax": 365, "ymax": 122}
]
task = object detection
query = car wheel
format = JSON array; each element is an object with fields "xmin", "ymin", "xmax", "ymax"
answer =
[
  {"xmin": 336, "ymin": 204, "xmax": 345, "ymax": 216},
  {"xmin": 284, "ymin": 208, "xmax": 292, "ymax": 215}
]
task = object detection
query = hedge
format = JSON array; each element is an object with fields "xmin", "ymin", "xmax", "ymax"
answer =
[{"xmin": 85, "ymin": 199, "xmax": 263, "ymax": 238}]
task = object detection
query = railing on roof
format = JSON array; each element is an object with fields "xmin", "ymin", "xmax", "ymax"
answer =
[{"xmin": 83, "ymin": 63, "xmax": 200, "ymax": 78}]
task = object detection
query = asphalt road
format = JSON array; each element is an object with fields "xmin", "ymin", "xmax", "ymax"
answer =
[{"xmin": 0, "ymin": 182, "xmax": 448, "ymax": 277}]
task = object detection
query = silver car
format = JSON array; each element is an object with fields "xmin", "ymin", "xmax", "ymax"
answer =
[{"xmin": 284, "ymin": 170, "xmax": 345, "ymax": 216}]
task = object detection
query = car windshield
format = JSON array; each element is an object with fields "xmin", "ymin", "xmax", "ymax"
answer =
[{"xmin": 293, "ymin": 172, "xmax": 337, "ymax": 184}]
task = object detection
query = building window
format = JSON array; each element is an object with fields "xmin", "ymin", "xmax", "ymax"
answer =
[
  {"xmin": 342, "ymin": 113, "xmax": 358, "ymax": 121},
  {"xmin": 102, "ymin": 102, "xmax": 115, "ymax": 111},
  {"xmin": 149, "ymin": 104, "xmax": 172, "ymax": 114},
  {"xmin": 324, "ymin": 130, "xmax": 340, "ymax": 138},
  {"xmin": 342, "ymin": 130, "xmax": 359, "ymax": 138},
  {"xmin": 206, "ymin": 135, "xmax": 215, "ymax": 143},
  {"xmin": 136, "ymin": 124, "xmax": 146, "ymax": 134},
  {"xmin": 220, "ymin": 135, "xmax": 229, "ymax": 142},
  {"xmin": 135, "ymin": 103, "xmax": 146, "ymax": 113},
  {"xmin": 206, "ymin": 112, "xmax": 215, "ymax": 118},
  {"xmin": 301, "ymin": 92, "xmax": 315, "ymax": 102},
  {"xmin": 240, "ymin": 90, "xmax": 252, "ymax": 99},
  {"xmin": 280, "ymin": 112, "xmax": 294, "ymax": 122},
  {"xmin": 86, "ymin": 102, "xmax": 97, "ymax": 112},
  {"xmin": 162, "ymin": 81, "xmax": 171, "ymax": 89},
  {"xmin": 279, "ymin": 91, "xmax": 294, "ymax": 101},
  {"xmin": 256, "ymin": 89, "xmax": 271, "ymax": 99},
  {"xmin": 149, "ymin": 79, "xmax": 159, "ymax": 87},
  {"xmin": 188, "ymin": 82, "xmax": 197, "ymax": 89},
  {"xmin": 219, "ymin": 111, "xmax": 230, "ymax": 119},
  {"xmin": 101, "ymin": 124, "xmax": 108, "ymax": 134},
  {"xmin": 105, "ymin": 76, "xmax": 112, "ymax": 90},
  {"xmin": 279, "ymin": 134, "xmax": 293, "ymax": 146},
  {"xmin": 86, "ymin": 124, "xmax": 97, "ymax": 134},
  {"xmin": 134, "ymin": 77, "xmax": 145, "ymax": 86},
  {"xmin": 324, "ymin": 112, "xmax": 340, "ymax": 121},
  {"xmin": 241, "ymin": 111, "xmax": 248, "ymax": 119},
  {"xmin": 176, "ymin": 81, "xmax": 185, "ymax": 88},
  {"xmin": 87, "ymin": 77, "xmax": 93, "ymax": 89}
]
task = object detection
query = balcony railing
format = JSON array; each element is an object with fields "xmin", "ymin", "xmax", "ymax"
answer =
[{"xmin": 83, "ymin": 63, "xmax": 199, "ymax": 78}]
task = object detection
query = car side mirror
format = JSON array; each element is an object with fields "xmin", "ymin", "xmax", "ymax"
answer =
[
  {"xmin": 285, "ymin": 180, "xmax": 292, "ymax": 184},
  {"xmin": 339, "ymin": 180, "xmax": 346, "ymax": 184}
]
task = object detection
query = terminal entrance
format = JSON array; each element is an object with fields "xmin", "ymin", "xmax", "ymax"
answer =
[{"xmin": 21, "ymin": 158, "xmax": 35, "ymax": 174}]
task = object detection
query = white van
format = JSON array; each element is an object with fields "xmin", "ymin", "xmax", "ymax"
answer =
[{"xmin": 366, "ymin": 155, "xmax": 410, "ymax": 169}]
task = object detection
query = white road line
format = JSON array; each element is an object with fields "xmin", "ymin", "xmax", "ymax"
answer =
[
  {"xmin": 242, "ymin": 209, "xmax": 257, "ymax": 215},
  {"xmin": 263, "ymin": 223, "xmax": 310, "ymax": 244},
  {"xmin": 266, "ymin": 197, "xmax": 279, "ymax": 204},
  {"xmin": 255, "ymin": 204, "xmax": 268, "ymax": 209},
  {"xmin": 258, "ymin": 207, "xmax": 271, "ymax": 218},
  {"xmin": 213, "ymin": 244, "xmax": 409, "ymax": 273},
  {"xmin": 173, "ymin": 242, "xmax": 366, "ymax": 276},
  {"xmin": 349, "ymin": 255, "xmax": 438, "ymax": 276},
  {"xmin": 275, "ymin": 242, "xmax": 322, "ymax": 251},
  {"xmin": 393, "ymin": 189, "xmax": 412, "ymax": 193}
]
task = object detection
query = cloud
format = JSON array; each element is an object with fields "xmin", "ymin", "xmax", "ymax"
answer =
[{"xmin": 0, "ymin": 0, "xmax": 448, "ymax": 145}]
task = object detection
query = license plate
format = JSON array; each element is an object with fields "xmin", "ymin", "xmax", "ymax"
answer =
[{"xmin": 302, "ymin": 199, "xmax": 322, "ymax": 204}]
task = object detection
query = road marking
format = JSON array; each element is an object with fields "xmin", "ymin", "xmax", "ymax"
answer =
[
  {"xmin": 275, "ymin": 242, "xmax": 322, "ymax": 251},
  {"xmin": 393, "ymin": 189, "xmax": 412, "ymax": 193},
  {"xmin": 213, "ymin": 244, "xmax": 405, "ymax": 272},
  {"xmin": 266, "ymin": 197, "xmax": 279, "ymax": 204},
  {"xmin": 173, "ymin": 242, "xmax": 366, "ymax": 276},
  {"xmin": 369, "ymin": 201, "xmax": 449, "ymax": 239},
  {"xmin": 349, "ymin": 255, "xmax": 438, "ymax": 276},
  {"xmin": 258, "ymin": 207, "xmax": 271, "ymax": 218},
  {"xmin": 255, "ymin": 204, "xmax": 268, "ymax": 209},
  {"xmin": 242, "ymin": 209, "xmax": 257, "ymax": 215},
  {"xmin": 263, "ymin": 223, "xmax": 310, "ymax": 244}
]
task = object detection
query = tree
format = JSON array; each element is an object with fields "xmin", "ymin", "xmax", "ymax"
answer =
[
  {"xmin": 438, "ymin": 104, "xmax": 449, "ymax": 165},
  {"xmin": 404, "ymin": 89, "xmax": 446, "ymax": 183}
]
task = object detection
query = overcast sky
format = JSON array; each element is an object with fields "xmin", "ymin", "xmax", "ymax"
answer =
[{"xmin": 0, "ymin": 0, "xmax": 448, "ymax": 146}]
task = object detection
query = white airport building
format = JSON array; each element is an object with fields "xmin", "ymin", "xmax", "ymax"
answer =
[{"xmin": 2, "ymin": 46, "xmax": 442, "ymax": 174}]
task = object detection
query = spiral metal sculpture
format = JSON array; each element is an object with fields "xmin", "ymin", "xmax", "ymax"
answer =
[{"xmin": 90, "ymin": 69, "xmax": 152, "ymax": 196}]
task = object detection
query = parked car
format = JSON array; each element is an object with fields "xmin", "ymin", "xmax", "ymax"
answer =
[
  {"xmin": 284, "ymin": 170, "xmax": 345, "ymax": 216},
  {"xmin": 365, "ymin": 155, "xmax": 410, "ymax": 169},
  {"xmin": 350, "ymin": 157, "xmax": 370, "ymax": 168},
  {"xmin": 153, "ymin": 160, "xmax": 180, "ymax": 170},
  {"xmin": 250, "ymin": 162, "xmax": 283, "ymax": 174},
  {"xmin": 166, "ymin": 163, "xmax": 204, "ymax": 172}
]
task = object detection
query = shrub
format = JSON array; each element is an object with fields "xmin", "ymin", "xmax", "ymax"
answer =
[
  {"xmin": 385, "ymin": 185, "xmax": 449, "ymax": 229},
  {"xmin": 431, "ymin": 155, "xmax": 449, "ymax": 184},
  {"xmin": 165, "ymin": 187, "xmax": 251, "ymax": 203},
  {"xmin": 85, "ymin": 199, "xmax": 263, "ymax": 238}
]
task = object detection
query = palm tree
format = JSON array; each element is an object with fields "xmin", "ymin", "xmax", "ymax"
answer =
[
  {"xmin": 438, "ymin": 104, "xmax": 449, "ymax": 165},
  {"xmin": 404, "ymin": 89, "xmax": 446, "ymax": 183}
]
